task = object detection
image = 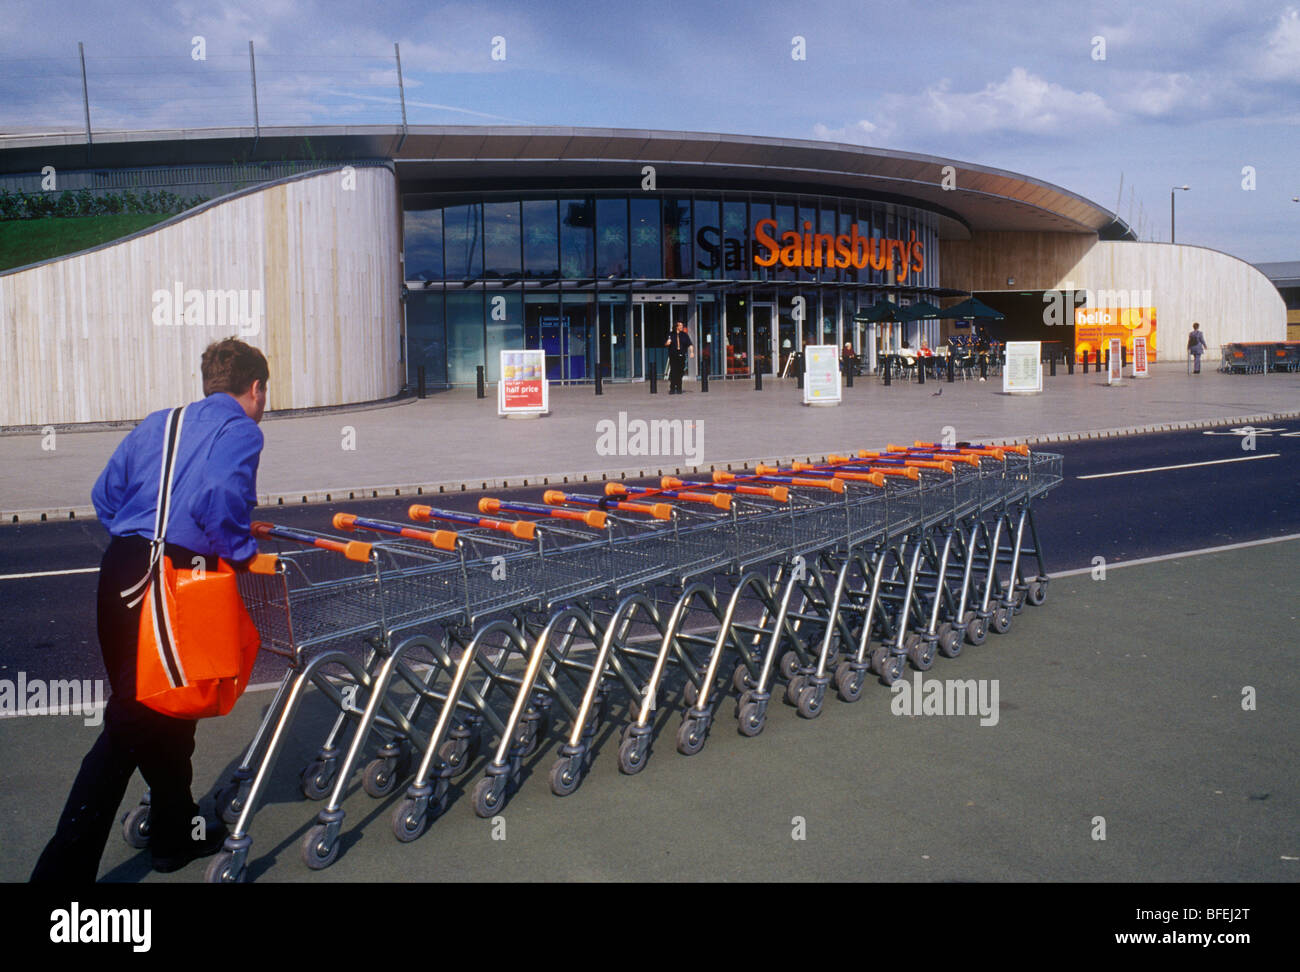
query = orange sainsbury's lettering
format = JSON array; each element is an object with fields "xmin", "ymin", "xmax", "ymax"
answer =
[
  {"xmin": 753, "ymin": 218, "xmax": 779, "ymax": 267},
  {"xmin": 750, "ymin": 218, "xmax": 924, "ymax": 280}
]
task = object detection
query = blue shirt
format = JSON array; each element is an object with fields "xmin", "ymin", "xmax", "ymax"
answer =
[{"xmin": 92, "ymin": 393, "xmax": 264, "ymax": 562}]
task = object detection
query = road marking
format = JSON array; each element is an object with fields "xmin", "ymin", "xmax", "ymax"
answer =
[
  {"xmin": 0, "ymin": 566, "xmax": 99, "ymax": 581},
  {"xmin": 1077, "ymin": 453, "xmax": 1280, "ymax": 479},
  {"xmin": 1052, "ymin": 533, "xmax": 1300, "ymax": 578}
]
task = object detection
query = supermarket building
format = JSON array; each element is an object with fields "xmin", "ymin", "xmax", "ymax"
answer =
[{"xmin": 0, "ymin": 126, "xmax": 1286, "ymax": 426}]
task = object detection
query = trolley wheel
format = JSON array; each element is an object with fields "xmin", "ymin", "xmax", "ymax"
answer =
[
  {"xmin": 784, "ymin": 674, "xmax": 806, "ymax": 707},
  {"xmin": 549, "ymin": 757, "xmax": 583, "ymax": 797},
  {"xmin": 682, "ymin": 680, "xmax": 700, "ymax": 707},
  {"xmin": 966, "ymin": 616, "xmax": 988, "ymax": 647},
  {"xmin": 795, "ymin": 684, "xmax": 823, "ymax": 719},
  {"xmin": 737, "ymin": 699, "xmax": 766, "ymax": 737},
  {"xmin": 362, "ymin": 758, "xmax": 399, "ymax": 799},
  {"xmin": 1011, "ymin": 588, "xmax": 1027, "ymax": 615},
  {"xmin": 617, "ymin": 731, "xmax": 649, "ymax": 775},
  {"xmin": 517, "ymin": 711, "xmax": 550, "ymax": 758},
  {"xmin": 471, "ymin": 776, "xmax": 508, "ymax": 818},
  {"xmin": 203, "ymin": 850, "xmax": 245, "ymax": 884},
  {"xmin": 991, "ymin": 605, "xmax": 1013, "ymax": 634},
  {"xmin": 1026, "ymin": 580, "xmax": 1048, "ymax": 606},
  {"xmin": 778, "ymin": 651, "xmax": 802, "ymax": 681},
  {"xmin": 907, "ymin": 636, "xmax": 936, "ymax": 672},
  {"xmin": 834, "ymin": 661, "xmax": 865, "ymax": 703},
  {"xmin": 437, "ymin": 738, "xmax": 473, "ymax": 777},
  {"xmin": 938, "ymin": 624, "xmax": 963, "ymax": 659},
  {"xmin": 392, "ymin": 799, "xmax": 429, "ymax": 843},
  {"xmin": 299, "ymin": 758, "xmax": 337, "ymax": 802},
  {"xmin": 877, "ymin": 653, "xmax": 904, "ymax": 686},
  {"xmin": 676, "ymin": 717, "xmax": 707, "ymax": 756},
  {"xmin": 732, "ymin": 661, "xmax": 756, "ymax": 694},
  {"xmin": 121, "ymin": 803, "xmax": 151, "ymax": 849},
  {"xmin": 301, "ymin": 824, "xmax": 339, "ymax": 871}
]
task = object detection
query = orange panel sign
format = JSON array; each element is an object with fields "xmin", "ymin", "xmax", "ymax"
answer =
[{"xmin": 1075, "ymin": 306, "xmax": 1156, "ymax": 363}]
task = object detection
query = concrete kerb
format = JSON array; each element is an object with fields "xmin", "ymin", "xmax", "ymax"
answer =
[{"xmin": 6, "ymin": 409, "xmax": 1299, "ymax": 526}]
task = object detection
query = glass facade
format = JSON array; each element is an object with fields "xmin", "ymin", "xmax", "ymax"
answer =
[{"xmin": 403, "ymin": 188, "xmax": 942, "ymax": 386}]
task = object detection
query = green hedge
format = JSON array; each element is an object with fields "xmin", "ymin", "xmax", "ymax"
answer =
[
  {"xmin": 0, "ymin": 214, "xmax": 176, "ymax": 272},
  {"xmin": 0, "ymin": 188, "xmax": 206, "ymax": 221}
]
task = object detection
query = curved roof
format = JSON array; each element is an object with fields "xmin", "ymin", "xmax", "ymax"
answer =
[{"xmin": 0, "ymin": 124, "xmax": 1133, "ymax": 240}]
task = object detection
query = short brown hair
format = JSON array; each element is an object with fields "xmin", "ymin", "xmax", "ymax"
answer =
[{"xmin": 201, "ymin": 339, "xmax": 269, "ymax": 396}]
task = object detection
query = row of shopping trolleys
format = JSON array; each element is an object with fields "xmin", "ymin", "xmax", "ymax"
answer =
[{"xmin": 129, "ymin": 441, "xmax": 1061, "ymax": 881}]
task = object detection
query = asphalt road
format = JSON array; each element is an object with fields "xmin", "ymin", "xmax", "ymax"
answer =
[{"xmin": 1, "ymin": 421, "xmax": 1297, "ymax": 685}]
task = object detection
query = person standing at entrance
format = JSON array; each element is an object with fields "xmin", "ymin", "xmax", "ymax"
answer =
[
  {"xmin": 666, "ymin": 320, "xmax": 694, "ymax": 394},
  {"xmin": 31, "ymin": 338, "xmax": 269, "ymax": 881},
  {"xmin": 1187, "ymin": 321, "xmax": 1208, "ymax": 374}
]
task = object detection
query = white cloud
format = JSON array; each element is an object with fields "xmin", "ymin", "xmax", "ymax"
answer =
[
  {"xmin": 1257, "ymin": 6, "xmax": 1300, "ymax": 81},
  {"xmin": 817, "ymin": 68, "xmax": 1116, "ymax": 143},
  {"xmin": 811, "ymin": 120, "xmax": 878, "ymax": 143},
  {"xmin": 1115, "ymin": 72, "xmax": 1207, "ymax": 117}
]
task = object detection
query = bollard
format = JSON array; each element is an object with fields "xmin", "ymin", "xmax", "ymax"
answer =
[
  {"xmin": 979, "ymin": 355, "xmax": 987, "ymax": 381},
  {"xmin": 417, "ymin": 366, "xmax": 426, "ymax": 400},
  {"xmin": 918, "ymin": 358, "xmax": 926, "ymax": 384},
  {"xmin": 845, "ymin": 364, "xmax": 853, "ymax": 388},
  {"xmin": 883, "ymin": 356, "xmax": 892, "ymax": 387},
  {"xmin": 1083, "ymin": 351, "xmax": 1090, "ymax": 374},
  {"xmin": 1103, "ymin": 349, "xmax": 1109, "ymax": 370},
  {"xmin": 755, "ymin": 370, "xmax": 762, "ymax": 391},
  {"xmin": 796, "ymin": 356, "xmax": 804, "ymax": 389},
  {"xmin": 947, "ymin": 355, "xmax": 954, "ymax": 383},
  {"xmin": 649, "ymin": 370, "xmax": 657, "ymax": 394},
  {"xmin": 1067, "ymin": 353, "xmax": 1074, "ymax": 375},
  {"xmin": 476, "ymin": 366, "xmax": 485, "ymax": 399},
  {"xmin": 595, "ymin": 371, "xmax": 603, "ymax": 396},
  {"xmin": 701, "ymin": 369, "xmax": 709, "ymax": 393},
  {"xmin": 1050, "ymin": 353, "xmax": 1057, "ymax": 377}
]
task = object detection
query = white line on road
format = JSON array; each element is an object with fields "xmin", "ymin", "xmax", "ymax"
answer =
[
  {"xmin": 1051, "ymin": 533, "xmax": 1300, "ymax": 578},
  {"xmin": 0, "ymin": 566, "xmax": 99, "ymax": 581},
  {"xmin": 1077, "ymin": 453, "xmax": 1280, "ymax": 479}
]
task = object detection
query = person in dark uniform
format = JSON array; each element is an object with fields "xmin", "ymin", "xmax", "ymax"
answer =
[
  {"xmin": 665, "ymin": 320, "xmax": 694, "ymax": 394},
  {"xmin": 31, "ymin": 338, "xmax": 269, "ymax": 881}
]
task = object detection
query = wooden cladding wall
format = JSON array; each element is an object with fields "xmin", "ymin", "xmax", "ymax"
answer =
[
  {"xmin": 942, "ymin": 232, "xmax": 1286, "ymax": 351},
  {"xmin": 0, "ymin": 166, "xmax": 401, "ymax": 426}
]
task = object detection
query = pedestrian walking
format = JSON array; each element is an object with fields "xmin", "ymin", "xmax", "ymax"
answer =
[
  {"xmin": 31, "ymin": 338, "xmax": 269, "ymax": 881},
  {"xmin": 666, "ymin": 321, "xmax": 693, "ymax": 394},
  {"xmin": 1187, "ymin": 321, "xmax": 1208, "ymax": 374}
]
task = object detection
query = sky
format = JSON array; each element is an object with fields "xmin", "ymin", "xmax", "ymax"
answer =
[{"xmin": 1, "ymin": 0, "xmax": 1297, "ymax": 262}]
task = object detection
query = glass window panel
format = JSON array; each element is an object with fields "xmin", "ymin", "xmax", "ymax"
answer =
[
  {"xmin": 747, "ymin": 198, "xmax": 770, "ymax": 281},
  {"xmin": 522, "ymin": 199, "xmax": 559, "ymax": 278},
  {"xmin": 443, "ymin": 203, "xmax": 482, "ymax": 280},
  {"xmin": 525, "ymin": 293, "xmax": 563, "ymax": 380},
  {"xmin": 629, "ymin": 197, "xmax": 661, "ymax": 279},
  {"xmin": 560, "ymin": 197, "xmax": 594, "ymax": 278},
  {"xmin": 773, "ymin": 200, "xmax": 795, "ymax": 281},
  {"xmin": 664, "ymin": 196, "xmax": 692, "ymax": 279},
  {"xmin": 402, "ymin": 207, "xmax": 443, "ymax": 281},
  {"xmin": 694, "ymin": 197, "xmax": 720, "ymax": 280},
  {"xmin": 723, "ymin": 198, "xmax": 751, "ymax": 281},
  {"xmin": 485, "ymin": 292, "xmax": 523, "ymax": 381},
  {"xmin": 724, "ymin": 292, "xmax": 750, "ymax": 375},
  {"xmin": 562, "ymin": 294, "xmax": 595, "ymax": 380},
  {"xmin": 405, "ymin": 289, "xmax": 445, "ymax": 386},
  {"xmin": 482, "ymin": 201, "xmax": 520, "ymax": 279},
  {"xmin": 445, "ymin": 291, "xmax": 484, "ymax": 384},
  {"xmin": 596, "ymin": 197, "xmax": 629, "ymax": 278},
  {"xmin": 820, "ymin": 204, "xmax": 838, "ymax": 283},
  {"xmin": 839, "ymin": 208, "xmax": 857, "ymax": 284}
]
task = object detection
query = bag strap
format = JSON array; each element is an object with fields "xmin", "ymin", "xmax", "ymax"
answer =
[{"xmin": 120, "ymin": 406, "xmax": 186, "ymax": 606}]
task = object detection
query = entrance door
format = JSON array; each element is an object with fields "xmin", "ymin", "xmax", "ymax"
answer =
[
  {"xmin": 633, "ymin": 297, "xmax": 688, "ymax": 381},
  {"xmin": 752, "ymin": 303, "xmax": 775, "ymax": 375}
]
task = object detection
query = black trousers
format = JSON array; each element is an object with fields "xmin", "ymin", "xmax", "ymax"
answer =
[
  {"xmin": 30, "ymin": 535, "xmax": 201, "ymax": 882},
  {"xmin": 668, "ymin": 352, "xmax": 686, "ymax": 392}
]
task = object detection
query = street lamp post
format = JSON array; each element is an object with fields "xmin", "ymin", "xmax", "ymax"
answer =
[{"xmin": 1170, "ymin": 185, "xmax": 1190, "ymax": 243}]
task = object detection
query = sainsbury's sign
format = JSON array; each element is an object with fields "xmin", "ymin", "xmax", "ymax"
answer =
[{"xmin": 752, "ymin": 219, "xmax": 925, "ymax": 282}]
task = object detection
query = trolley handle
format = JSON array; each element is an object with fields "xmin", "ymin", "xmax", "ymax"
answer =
[
  {"xmin": 543, "ymin": 489, "xmax": 672, "ymax": 521},
  {"xmin": 714, "ymin": 470, "xmax": 845, "ymax": 493},
  {"xmin": 606, "ymin": 482, "xmax": 731, "ymax": 510},
  {"xmin": 250, "ymin": 521, "xmax": 373, "ymax": 563},
  {"xmin": 408, "ymin": 504, "xmax": 536, "ymax": 541},
  {"xmin": 478, "ymin": 498, "xmax": 607, "ymax": 530},
  {"xmin": 333, "ymin": 513, "xmax": 458, "ymax": 551},
  {"xmin": 789, "ymin": 463, "xmax": 887, "ymax": 487},
  {"xmin": 662, "ymin": 477, "xmax": 789, "ymax": 503}
]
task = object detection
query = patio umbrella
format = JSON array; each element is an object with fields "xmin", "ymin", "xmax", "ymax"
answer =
[
  {"xmin": 905, "ymin": 300, "xmax": 943, "ymax": 320},
  {"xmin": 939, "ymin": 296, "xmax": 1005, "ymax": 320},
  {"xmin": 853, "ymin": 302, "xmax": 905, "ymax": 323}
]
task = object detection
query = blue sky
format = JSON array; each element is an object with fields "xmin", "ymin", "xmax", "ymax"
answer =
[{"xmin": 3, "ymin": 0, "xmax": 1297, "ymax": 261}]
